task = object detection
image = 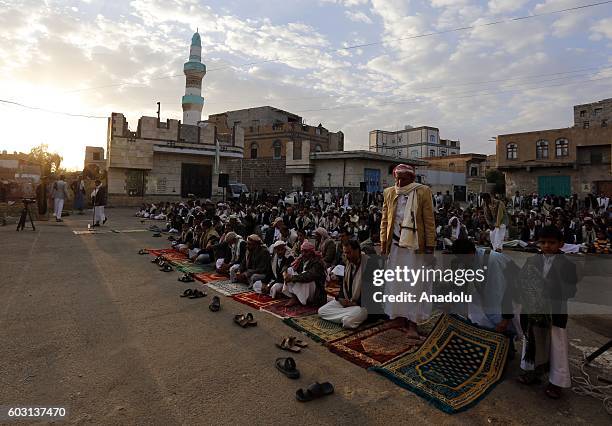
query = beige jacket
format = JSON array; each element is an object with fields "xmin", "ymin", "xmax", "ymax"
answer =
[{"xmin": 380, "ymin": 185, "xmax": 436, "ymax": 253}]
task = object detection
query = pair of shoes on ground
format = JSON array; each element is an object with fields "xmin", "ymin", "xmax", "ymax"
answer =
[
  {"xmin": 276, "ymin": 336, "xmax": 308, "ymax": 353},
  {"xmin": 180, "ymin": 289, "xmax": 206, "ymax": 299},
  {"xmin": 178, "ymin": 273, "xmax": 194, "ymax": 283},
  {"xmin": 274, "ymin": 357, "xmax": 334, "ymax": 402},
  {"xmin": 234, "ymin": 312, "xmax": 257, "ymax": 328},
  {"xmin": 160, "ymin": 263, "xmax": 173, "ymax": 272},
  {"xmin": 517, "ymin": 372, "xmax": 563, "ymax": 399}
]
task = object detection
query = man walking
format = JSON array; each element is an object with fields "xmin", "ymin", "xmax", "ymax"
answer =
[
  {"xmin": 52, "ymin": 175, "xmax": 69, "ymax": 222},
  {"xmin": 91, "ymin": 179, "xmax": 107, "ymax": 227},
  {"xmin": 380, "ymin": 164, "xmax": 436, "ymax": 338}
]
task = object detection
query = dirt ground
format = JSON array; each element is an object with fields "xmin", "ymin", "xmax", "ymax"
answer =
[{"xmin": 0, "ymin": 208, "xmax": 610, "ymax": 425}]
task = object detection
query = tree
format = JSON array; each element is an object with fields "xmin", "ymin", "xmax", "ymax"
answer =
[
  {"xmin": 27, "ymin": 144, "xmax": 62, "ymax": 177},
  {"xmin": 486, "ymin": 169, "xmax": 506, "ymax": 195}
]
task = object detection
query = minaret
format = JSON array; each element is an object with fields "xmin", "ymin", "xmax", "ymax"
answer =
[{"xmin": 182, "ymin": 30, "xmax": 206, "ymax": 125}]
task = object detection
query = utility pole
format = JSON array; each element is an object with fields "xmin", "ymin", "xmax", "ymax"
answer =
[{"xmin": 157, "ymin": 102, "xmax": 161, "ymax": 121}]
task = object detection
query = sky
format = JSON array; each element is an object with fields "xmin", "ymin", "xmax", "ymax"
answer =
[{"xmin": 0, "ymin": 0, "xmax": 611, "ymax": 170}]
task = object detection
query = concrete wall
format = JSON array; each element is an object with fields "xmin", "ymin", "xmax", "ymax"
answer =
[
  {"xmin": 312, "ymin": 158, "xmax": 395, "ymax": 190},
  {"xmin": 225, "ymin": 158, "xmax": 289, "ymax": 192},
  {"xmin": 107, "ymin": 137, "xmax": 154, "ymax": 170}
]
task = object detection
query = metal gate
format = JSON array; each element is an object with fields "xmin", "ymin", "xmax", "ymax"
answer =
[
  {"xmin": 364, "ymin": 168, "xmax": 381, "ymax": 193},
  {"xmin": 538, "ymin": 175, "xmax": 571, "ymax": 197}
]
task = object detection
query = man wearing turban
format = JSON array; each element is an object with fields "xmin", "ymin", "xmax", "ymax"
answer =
[{"xmin": 380, "ymin": 164, "xmax": 436, "ymax": 338}]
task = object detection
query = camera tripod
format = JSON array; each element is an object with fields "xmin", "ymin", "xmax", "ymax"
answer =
[{"xmin": 16, "ymin": 200, "xmax": 36, "ymax": 231}]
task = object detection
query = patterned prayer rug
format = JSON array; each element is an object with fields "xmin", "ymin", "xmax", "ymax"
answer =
[
  {"xmin": 194, "ymin": 272, "xmax": 231, "ymax": 284},
  {"xmin": 261, "ymin": 299, "xmax": 320, "ymax": 319},
  {"xmin": 283, "ymin": 314, "xmax": 382, "ymax": 344},
  {"xmin": 204, "ymin": 280, "xmax": 250, "ymax": 296},
  {"xmin": 146, "ymin": 248, "xmax": 178, "ymax": 257},
  {"xmin": 328, "ymin": 319, "xmax": 422, "ymax": 368},
  {"xmin": 174, "ymin": 262, "xmax": 214, "ymax": 274},
  {"xmin": 371, "ymin": 314, "xmax": 509, "ymax": 414},
  {"xmin": 232, "ymin": 291, "xmax": 283, "ymax": 310}
]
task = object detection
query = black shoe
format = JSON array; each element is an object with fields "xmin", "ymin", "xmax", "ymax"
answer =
[
  {"xmin": 93, "ymin": 223, "xmax": 100, "ymax": 227},
  {"xmin": 103, "ymin": 217, "xmax": 107, "ymax": 224}
]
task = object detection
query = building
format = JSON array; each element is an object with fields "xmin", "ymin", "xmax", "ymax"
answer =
[
  {"xmin": 369, "ymin": 125, "xmax": 460, "ymax": 159},
  {"xmin": 84, "ymin": 146, "xmax": 106, "ymax": 176},
  {"xmin": 422, "ymin": 153, "xmax": 488, "ymax": 196},
  {"xmin": 497, "ymin": 99, "xmax": 612, "ymax": 197},
  {"xmin": 182, "ymin": 31, "xmax": 206, "ymax": 125},
  {"xmin": 574, "ymin": 98, "xmax": 612, "ymax": 130},
  {"xmin": 99, "ymin": 31, "xmax": 245, "ymax": 206},
  {"xmin": 210, "ymin": 106, "xmax": 344, "ymax": 192},
  {"xmin": 310, "ymin": 150, "xmax": 424, "ymax": 195}
]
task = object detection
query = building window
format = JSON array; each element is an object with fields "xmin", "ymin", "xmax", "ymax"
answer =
[
  {"xmin": 430, "ymin": 134, "xmax": 435, "ymax": 143},
  {"xmin": 92, "ymin": 152, "xmax": 101, "ymax": 161},
  {"xmin": 603, "ymin": 119, "xmax": 608, "ymax": 128},
  {"xmin": 594, "ymin": 108, "xmax": 602, "ymax": 116},
  {"xmin": 429, "ymin": 149, "xmax": 435, "ymax": 157},
  {"xmin": 470, "ymin": 166, "xmax": 479, "ymax": 177},
  {"xmin": 293, "ymin": 140, "xmax": 302, "ymax": 160},
  {"xmin": 250, "ymin": 143, "xmax": 258, "ymax": 159},
  {"xmin": 536, "ymin": 139, "xmax": 549, "ymax": 159},
  {"xmin": 506, "ymin": 143, "xmax": 518, "ymax": 160},
  {"xmin": 315, "ymin": 144, "xmax": 322, "ymax": 152},
  {"xmin": 583, "ymin": 121, "xmax": 590, "ymax": 129},
  {"xmin": 126, "ymin": 170, "xmax": 145, "ymax": 197},
  {"xmin": 555, "ymin": 138, "xmax": 569, "ymax": 157},
  {"xmin": 440, "ymin": 150, "xmax": 446, "ymax": 156},
  {"xmin": 411, "ymin": 149, "xmax": 419, "ymax": 158},
  {"xmin": 273, "ymin": 140, "xmax": 281, "ymax": 159},
  {"xmin": 580, "ymin": 110, "xmax": 586, "ymax": 117}
]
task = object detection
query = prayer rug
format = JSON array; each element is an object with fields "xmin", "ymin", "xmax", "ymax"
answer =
[
  {"xmin": 232, "ymin": 291, "xmax": 283, "ymax": 310},
  {"xmin": 283, "ymin": 315, "xmax": 382, "ymax": 344},
  {"xmin": 261, "ymin": 299, "xmax": 320, "ymax": 319},
  {"xmin": 204, "ymin": 280, "xmax": 250, "ymax": 296},
  {"xmin": 174, "ymin": 262, "xmax": 214, "ymax": 274},
  {"xmin": 328, "ymin": 319, "xmax": 422, "ymax": 368},
  {"xmin": 370, "ymin": 314, "xmax": 509, "ymax": 414},
  {"xmin": 194, "ymin": 271, "xmax": 230, "ymax": 284},
  {"xmin": 146, "ymin": 248, "xmax": 182, "ymax": 257}
]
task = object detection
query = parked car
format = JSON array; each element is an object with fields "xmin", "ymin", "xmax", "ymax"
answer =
[
  {"xmin": 284, "ymin": 191, "xmax": 299, "ymax": 205},
  {"xmin": 228, "ymin": 183, "xmax": 249, "ymax": 200}
]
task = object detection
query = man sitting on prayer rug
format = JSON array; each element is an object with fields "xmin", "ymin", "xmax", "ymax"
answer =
[
  {"xmin": 318, "ymin": 240, "xmax": 368, "ymax": 329},
  {"xmin": 380, "ymin": 163, "xmax": 436, "ymax": 339},
  {"xmin": 279, "ymin": 241, "xmax": 327, "ymax": 307},
  {"xmin": 230, "ymin": 234, "xmax": 271, "ymax": 288},
  {"xmin": 214, "ymin": 232, "xmax": 246, "ymax": 275},
  {"xmin": 255, "ymin": 240, "xmax": 294, "ymax": 296}
]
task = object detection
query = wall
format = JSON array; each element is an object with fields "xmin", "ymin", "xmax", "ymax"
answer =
[
  {"xmin": 107, "ymin": 137, "xmax": 154, "ymax": 170},
  {"xmin": 312, "ymin": 158, "xmax": 395, "ymax": 190},
  {"xmin": 224, "ymin": 158, "xmax": 289, "ymax": 192}
]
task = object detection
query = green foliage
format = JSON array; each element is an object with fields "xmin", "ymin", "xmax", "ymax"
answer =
[{"xmin": 27, "ymin": 144, "xmax": 62, "ymax": 177}]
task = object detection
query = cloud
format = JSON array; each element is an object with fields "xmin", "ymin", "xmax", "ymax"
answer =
[
  {"xmin": 345, "ymin": 10, "xmax": 373, "ymax": 23},
  {"xmin": 590, "ymin": 17, "xmax": 612, "ymax": 40},
  {"xmin": 488, "ymin": 0, "xmax": 528, "ymax": 14}
]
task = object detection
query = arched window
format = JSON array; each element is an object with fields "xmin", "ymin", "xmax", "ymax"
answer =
[
  {"xmin": 555, "ymin": 138, "xmax": 569, "ymax": 157},
  {"xmin": 430, "ymin": 134, "xmax": 435, "ymax": 142},
  {"xmin": 250, "ymin": 142, "xmax": 258, "ymax": 159},
  {"xmin": 506, "ymin": 143, "xmax": 518, "ymax": 159},
  {"xmin": 273, "ymin": 140, "xmax": 281, "ymax": 159},
  {"xmin": 429, "ymin": 149, "xmax": 435, "ymax": 157},
  {"xmin": 536, "ymin": 139, "xmax": 549, "ymax": 159},
  {"xmin": 315, "ymin": 144, "xmax": 322, "ymax": 152},
  {"xmin": 411, "ymin": 149, "xmax": 419, "ymax": 158},
  {"xmin": 440, "ymin": 150, "xmax": 447, "ymax": 156}
]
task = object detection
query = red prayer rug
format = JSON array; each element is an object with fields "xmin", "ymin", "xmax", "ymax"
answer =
[
  {"xmin": 328, "ymin": 319, "xmax": 422, "ymax": 368},
  {"xmin": 232, "ymin": 292, "xmax": 283, "ymax": 310},
  {"xmin": 261, "ymin": 299, "xmax": 320, "ymax": 319},
  {"xmin": 194, "ymin": 272, "xmax": 230, "ymax": 283},
  {"xmin": 146, "ymin": 248, "xmax": 178, "ymax": 257}
]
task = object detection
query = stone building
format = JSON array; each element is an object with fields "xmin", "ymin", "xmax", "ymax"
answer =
[
  {"xmin": 84, "ymin": 146, "xmax": 106, "ymax": 176},
  {"xmin": 210, "ymin": 106, "xmax": 344, "ymax": 192},
  {"xmin": 497, "ymin": 99, "xmax": 612, "ymax": 197},
  {"xmin": 104, "ymin": 113, "xmax": 243, "ymax": 206},
  {"xmin": 422, "ymin": 153, "xmax": 488, "ymax": 195},
  {"xmin": 369, "ymin": 125, "xmax": 460, "ymax": 159},
  {"xmin": 574, "ymin": 98, "xmax": 612, "ymax": 130}
]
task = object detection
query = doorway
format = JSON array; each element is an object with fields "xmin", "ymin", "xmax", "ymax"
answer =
[{"xmin": 181, "ymin": 163, "xmax": 212, "ymax": 198}]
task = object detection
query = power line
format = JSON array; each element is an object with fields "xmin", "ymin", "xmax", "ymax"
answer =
[
  {"xmin": 57, "ymin": 1, "xmax": 612, "ymax": 95},
  {"xmin": 0, "ymin": 99, "xmax": 107, "ymax": 119}
]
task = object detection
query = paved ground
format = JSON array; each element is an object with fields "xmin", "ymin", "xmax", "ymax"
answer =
[{"xmin": 1, "ymin": 208, "xmax": 611, "ymax": 425}]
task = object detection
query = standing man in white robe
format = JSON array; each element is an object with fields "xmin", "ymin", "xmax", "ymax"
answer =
[
  {"xmin": 91, "ymin": 179, "xmax": 107, "ymax": 227},
  {"xmin": 52, "ymin": 175, "xmax": 69, "ymax": 222},
  {"xmin": 380, "ymin": 164, "xmax": 436, "ymax": 338}
]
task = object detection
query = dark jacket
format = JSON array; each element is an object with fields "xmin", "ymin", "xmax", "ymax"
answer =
[
  {"xmin": 240, "ymin": 245, "xmax": 272, "ymax": 279},
  {"xmin": 93, "ymin": 186, "xmax": 107, "ymax": 206},
  {"xmin": 269, "ymin": 253, "xmax": 295, "ymax": 283},
  {"xmin": 520, "ymin": 225, "xmax": 541, "ymax": 243},
  {"xmin": 292, "ymin": 257, "xmax": 327, "ymax": 304}
]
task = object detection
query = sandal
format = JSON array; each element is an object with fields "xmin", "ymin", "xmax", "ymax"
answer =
[
  {"xmin": 151, "ymin": 256, "xmax": 161, "ymax": 264},
  {"xmin": 138, "ymin": 249, "xmax": 148, "ymax": 255},
  {"xmin": 517, "ymin": 371, "xmax": 541, "ymax": 386},
  {"xmin": 295, "ymin": 382, "xmax": 334, "ymax": 402},
  {"xmin": 275, "ymin": 357, "xmax": 300, "ymax": 379},
  {"xmin": 234, "ymin": 313, "xmax": 257, "ymax": 328},
  {"xmin": 160, "ymin": 264, "xmax": 173, "ymax": 272},
  {"xmin": 209, "ymin": 296, "xmax": 221, "ymax": 312},
  {"xmin": 276, "ymin": 337, "xmax": 301, "ymax": 353},
  {"xmin": 544, "ymin": 383, "xmax": 562, "ymax": 400},
  {"xmin": 178, "ymin": 274, "xmax": 195, "ymax": 283},
  {"xmin": 180, "ymin": 289, "xmax": 194, "ymax": 298},
  {"xmin": 282, "ymin": 336, "xmax": 308, "ymax": 348},
  {"xmin": 188, "ymin": 289, "xmax": 207, "ymax": 299}
]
